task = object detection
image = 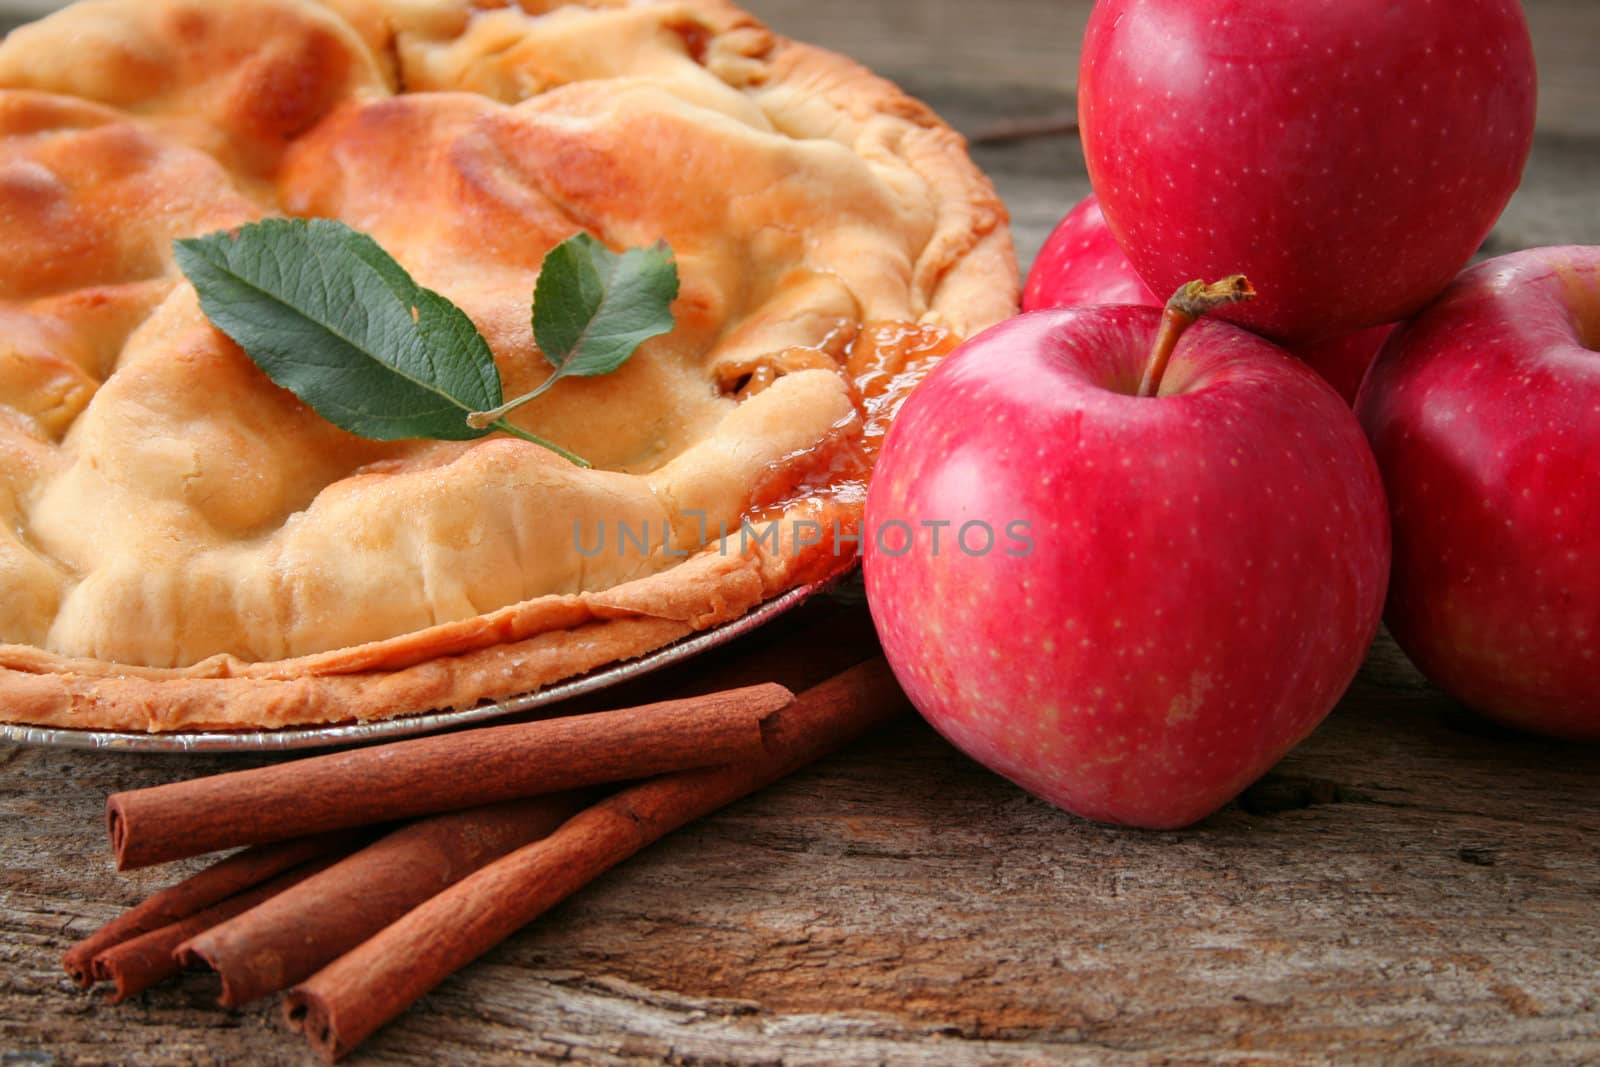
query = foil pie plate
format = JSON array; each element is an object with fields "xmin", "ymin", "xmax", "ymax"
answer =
[{"xmin": 0, "ymin": 576, "xmax": 842, "ymax": 754}]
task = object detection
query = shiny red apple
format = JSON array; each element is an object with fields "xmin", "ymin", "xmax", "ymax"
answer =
[
  {"xmin": 1024, "ymin": 194, "xmax": 1393, "ymax": 403},
  {"xmin": 1293, "ymin": 327, "xmax": 1396, "ymax": 410},
  {"xmin": 1022, "ymin": 194, "xmax": 1152, "ymax": 310},
  {"xmin": 1079, "ymin": 0, "xmax": 1537, "ymax": 343},
  {"xmin": 1356, "ymin": 246, "xmax": 1600, "ymax": 740},
  {"xmin": 864, "ymin": 286, "xmax": 1390, "ymax": 828}
]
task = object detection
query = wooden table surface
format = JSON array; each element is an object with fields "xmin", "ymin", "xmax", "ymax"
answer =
[{"xmin": 3, "ymin": 2, "xmax": 1599, "ymax": 1064}]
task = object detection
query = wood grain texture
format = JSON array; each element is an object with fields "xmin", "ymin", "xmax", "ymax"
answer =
[
  {"xmin": 5, "ymin": 614, "xmax": 1600, "ymax": 1065},
  {"xmin": 3, "ymin": 0, "xmax": 1600, "ymax": 1063}
]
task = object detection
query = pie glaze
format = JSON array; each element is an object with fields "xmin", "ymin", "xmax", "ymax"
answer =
[{"xmin": 0, "ymin": 0, "xmax": 1016, "ymax": 731}]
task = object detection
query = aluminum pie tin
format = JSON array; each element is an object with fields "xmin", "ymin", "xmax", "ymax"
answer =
[{"xmin": 0, "ymin": 576, "xmax": 841, "ymax": 754}]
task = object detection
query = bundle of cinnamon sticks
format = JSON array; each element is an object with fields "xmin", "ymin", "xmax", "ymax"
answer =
[{"xmin": 65, "ymin": 647, "xmax": 905, "ymax": 1061}]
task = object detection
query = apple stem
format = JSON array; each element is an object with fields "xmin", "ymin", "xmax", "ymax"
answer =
[{"xmin": 1137, "ymin": 276, "xmax": 1257, "ymax": 397}]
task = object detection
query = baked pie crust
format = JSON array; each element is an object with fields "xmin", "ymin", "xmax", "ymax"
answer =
[{"xmin": 0, "ymin": 0, "xmax": 1016, "ymax": 731}]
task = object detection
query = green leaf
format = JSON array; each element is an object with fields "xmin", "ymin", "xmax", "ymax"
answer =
[
  {"xmin": 178, "ymin": 221, "xmax": 674, "ymax": 467},
  {"xmin": 175, "ymin": 218, "xmax": 502, "ymax": 443},
  {"xmin": 469, "ymin": 234, "xmax": 679, "ymax": 424},
  {"xmin": 536, "ymin": 233, "xmax": 679, "ymax": 379}
]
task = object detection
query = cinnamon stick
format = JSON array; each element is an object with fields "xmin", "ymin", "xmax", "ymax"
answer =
[
  {"xmin": 108, "ymin": 683, "xmax": 793, "ymax": 870},
  {"xmin": 283, "ymin": 658, "xmax": 907, "ymax": 1061},
  {"xmin": 62, "ymin": 830, "xmax": 360, "ymax": 987},
  {"xmin": 93, "ymin": 853, "xmax": 345, "ymax": 1003},
  {"xmin": 175, "ymin": 794, "xmax": 583, "ymax": 1006}
]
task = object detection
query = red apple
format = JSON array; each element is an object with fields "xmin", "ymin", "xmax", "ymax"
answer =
[
  {"xmin": 1022, "ymin": 194, "xmax": 1152, "ymax": 310},
  {"xmin": 864, "ymin": 285, "xmax": 1391, "ymax": 828},
  {"xmin": 1356, "ymin": 246, "xmax": 1600, "ymax": 740},
  {"xmin": 1078, "ymin": 0, "xmax": 1537, "ymax": 344},
  {"xmin": 1024, "ymin": 194, "xmax": 1394, "ymax": 403},
  {"xmin": 1292, "ymin": 326, "xmax": 1395, "ymax": 410}
]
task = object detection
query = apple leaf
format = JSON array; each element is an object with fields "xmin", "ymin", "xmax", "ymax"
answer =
[{"xmin": 175, "ymin": 221, "xmax": 678, "ymax": 467}]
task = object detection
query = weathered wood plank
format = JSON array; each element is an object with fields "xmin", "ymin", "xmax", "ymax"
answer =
[{"xmin": 4, "ymin": 623, "xmax": 1600, "ymax": 1065}]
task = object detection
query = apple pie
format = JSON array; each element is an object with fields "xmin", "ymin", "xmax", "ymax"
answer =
[{"xmin": 0, "ymin": 0, "xmax": 1016, "ymax": 731}]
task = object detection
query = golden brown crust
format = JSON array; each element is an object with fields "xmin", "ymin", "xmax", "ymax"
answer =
[{"xmin": 0, "ymin": 0, "xmax": 1017, "ymax": 732}]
